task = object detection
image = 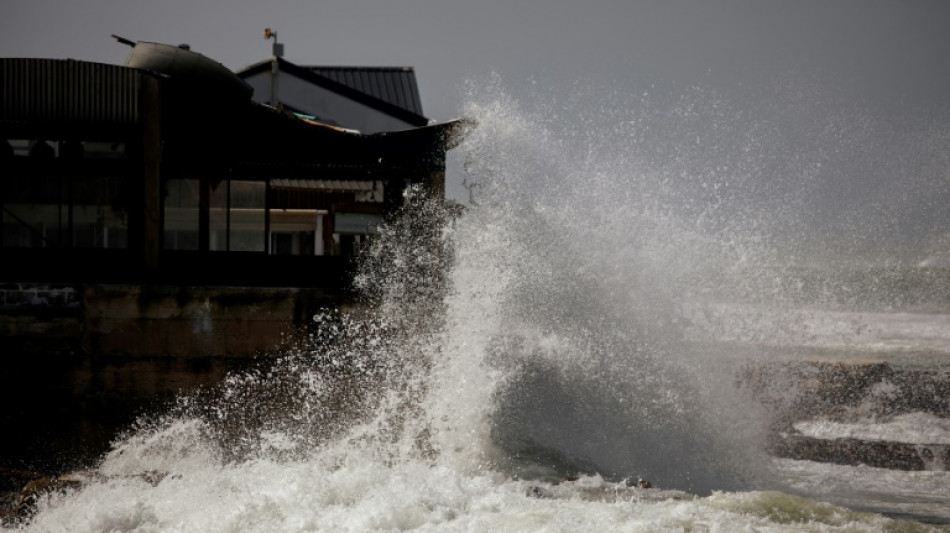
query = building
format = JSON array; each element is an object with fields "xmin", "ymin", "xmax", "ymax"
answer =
[
  {"xmin": 237, "ymin": 57, "xmax": 430, "ymax": 134},
  {"xmin": 0, "ymin": 39, "xmax": 465, "ymax": 289},
  {"xmin": 0, "ymin": 41, "xmax": 469, "ymax": 474}
]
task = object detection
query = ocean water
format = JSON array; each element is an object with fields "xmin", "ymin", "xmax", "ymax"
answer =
[{"xmin": 12, "ymin": 80, "xmax": 950, "ymax": 532}]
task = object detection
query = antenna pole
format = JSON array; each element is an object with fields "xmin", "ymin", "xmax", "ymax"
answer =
[{"xmin": 264, "ymin": 28, "xmax": 284, "ymax": 57}]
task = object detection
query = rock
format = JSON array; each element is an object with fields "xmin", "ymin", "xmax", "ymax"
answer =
[
  {"xmin": 525, "ymin": 485, "xmax": 553, "ymax": 498},
  {"xmin": 623, "ymin": 476, "xmax": 652, "ymax": 489},
  {"xmin": 770, "ymin": 434, "xmax": 950, "ymax": 471},
  {"xmin": 138, "ymin": 470, "xmax": 167, "ymax": 486},
  {"xmin": 740, "ymin": 362, "xmax": 950, "ymax": 423},
  {"xmin": 1, "ymin": 468, "xmax": 169, "ymax": 524},
  {"xmin": 11, "ymin": 470, "xmax": 100, "ymax": 520},
  {"xmin": 0, "ymin": 466, "xmax": 43, "ymax": 525}
]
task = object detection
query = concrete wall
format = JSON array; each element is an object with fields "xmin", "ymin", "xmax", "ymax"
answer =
[
  {"xmin": 1, "ymin": 283, "xmax": 349, "ymax": 357},
  {"xmin": 0, "ymin": 283, "xmax": 356, "ymax": 474}
]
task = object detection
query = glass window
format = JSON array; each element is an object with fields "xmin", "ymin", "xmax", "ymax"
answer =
[
  {"xmin": 1, "ymin": 138, "xmax": 130, "ymax": 249},
  {"xmin": 206, "ymin": 180, "xmax": 266, "ymax": 252},
  {"xmin": 1, "ymin": 172, "xmax": 68, "ymax": 247},
  {"xmin": 228, "ymin": 181, "xmax": 266, "ymax": 252},
  {"xmin": 163, "ymin": 179, "xmax": 200, "ymax": 250},
  {"xmin": 209, "ymin": 180, "xmax": 228, "ymax": 251},
  {"xmin": 269, "ymin": 209, "xmax": 323, "ymax": 256},
  {"xmin": 71, "ymin": 175, "xmax": 129, "ymax": 249}
]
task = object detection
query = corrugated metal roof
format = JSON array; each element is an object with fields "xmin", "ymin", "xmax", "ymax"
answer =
[
  {"xmin": 0, "ymin": 58, "xmax": 145, "ymax": 125},
  {"xmin": 303, "ymin": 66, "xmax": 424, "ymax": 117},
  {"xmin": 236, "ymin": 58, "xmax": 429, "ymax": 126}
]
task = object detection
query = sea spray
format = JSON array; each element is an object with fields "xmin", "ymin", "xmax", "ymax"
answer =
[
  {"xmin": 23, "ymin": 82, "xmax": 773, "ymax": 529},
  {"xmin": 16, "ymin": 77, "xmax": 950, "ymax": 531},
  {"xmin": 451, "ymin": 80, "xmax": 775, "ymax": 492}
]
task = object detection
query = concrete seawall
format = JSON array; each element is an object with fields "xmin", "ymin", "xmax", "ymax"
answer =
[
  {"xmin": 1, "ymin": 283, "xmax": 353, "ymax": 357},
  {"xmin": 0, "ymin": 283, "xmax": 357, "ymax": 477}
]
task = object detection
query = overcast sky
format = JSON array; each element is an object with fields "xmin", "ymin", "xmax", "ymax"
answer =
[
  {"xmin": 4, "ymin": 1, "xmax": 950, "ymax": 258},
  {"xmin": 3, "ymin": 0, "xmax": 949, "ymax": 123}
]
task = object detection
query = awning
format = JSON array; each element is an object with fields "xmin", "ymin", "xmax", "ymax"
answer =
[{"xmin": 270, "ymin": 179, "xmax": 375, "ymax": 192}]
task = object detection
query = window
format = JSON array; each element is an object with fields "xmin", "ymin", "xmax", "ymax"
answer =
[
  {"xmin": 1, "ymin": 140, "xmax": 129, "ymax": 249},
  {"xmin": 207, "ymin": 180, "xmax": 266, "ymax": 252},
  {"xmin": 2, "ymin": 173, "xmax": 68, "ymax": 247},
  {"xmin": 269, "ymin": 209, "xmax": 324, "ymax": 255},
  {"xmin": 71, "ymin": 175, "xmax": 128, "ymax": 248},
  {"xmin": 228, "ymin": 181, "xmax": 266, "ymax": 252},
  {"xmin": 163, "ymin": 179, "xmax": 200, "ymax": 250}
]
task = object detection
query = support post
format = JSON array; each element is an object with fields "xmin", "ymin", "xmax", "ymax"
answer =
[{"xmin": 141, "ymin": 75, "xmax": 162, "ymax": 278}]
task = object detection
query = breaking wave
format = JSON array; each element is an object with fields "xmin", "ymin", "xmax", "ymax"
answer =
[{"xmin": 15, "ymin": 78, "xmax": 950, "ymax": 532}]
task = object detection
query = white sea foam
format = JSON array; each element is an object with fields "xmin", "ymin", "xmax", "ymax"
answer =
[
  {"xmin": 24, "ymin": 461, "xmax": 931, "ymax": 532},
  {"xmin": 776, "ymin": 458, "xmax": 950, "ymax": 524},
  {"xmin": 795, "ymin": 412, "xmax": 950, "ymax": 445},
  {"xmin": 688, "ymin": 304, "xmax": 950, "ymax": 355}
]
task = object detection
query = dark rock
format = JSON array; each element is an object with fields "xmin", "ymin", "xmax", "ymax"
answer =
[
  {"xmin": 525, "ymin": 485, "xmax": 553, "ymax": 498},
  {"xmin": 770, "ymin": 434, "xmax": 950, "ymax": 471},
  {"xmin": 739, "ymin": 361, "xmax": 950, "ymax": 432},
  {"xmin": 623, "ymin": 476, "xmax": 652, "ymax": 489},
  {"xmin": 11, "ymin": 470, "xmax": 99, "ymax": 521},
  {"xmin": 740, "ymin": 361, "xmax": 950, "ymax": 471}
]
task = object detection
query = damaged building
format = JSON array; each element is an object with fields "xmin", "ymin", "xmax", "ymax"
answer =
[
  {"xmin": 0, "ymin": 40, "xmax": 467, "ymax": 476},
  {"xmin": 1, "ymin": 38, "xmax": 464, "ymax": 288}
]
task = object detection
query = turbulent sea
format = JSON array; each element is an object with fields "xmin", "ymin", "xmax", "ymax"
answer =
[{"xmin": 12, "ymin": 81, "xmax": 950, "ymax": 531}]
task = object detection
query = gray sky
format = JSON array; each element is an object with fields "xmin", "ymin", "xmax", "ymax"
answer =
[
  {"xmin": 3, "ymin": 1, "xmax": 950, "ymax": 259},
  {"xmin": 3, "ymin": 0, "xmax": 949, "ymax": 123}
]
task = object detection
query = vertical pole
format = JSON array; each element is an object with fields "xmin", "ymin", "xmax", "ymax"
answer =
[
  {"xmin": 199, "ymin": 175, "xmax": 209, "ymax": 252},
  {"xmin": 270, "ymin": 59, "xmax": 279, "ymax": 108},
  {"xmin": 264, "ymin": 177, "xmax": 271, "ymax": 254},
  {"xmin": 225, "ymin": 179, "xmax": 231, "ymax": 251},
  {"xmin": 141, "ymin": 75, "xmax": 162, "ymax": 278}
]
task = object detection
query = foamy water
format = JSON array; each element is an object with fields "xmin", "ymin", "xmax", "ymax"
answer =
[
  {"xmin": 23, "ymin": 457, "xmax": 927, "ymax": 532},
  {"xmin": 688, "ymin": 304, "xmax": 950, "ymax": 357},
  {"xmin": 777, "ymin": 459, "xmax": 950, "ymax": 525},
  {"xmin": 795, "ymin": 412, "xmax": 950, "ymax": 445},
  {"xmin": 12, "ymin": 80, "xmax": 950, "ymax": 531},
  {"xmin": 22, "ymin": 425, "xmax": 941, "ymax": 533}
]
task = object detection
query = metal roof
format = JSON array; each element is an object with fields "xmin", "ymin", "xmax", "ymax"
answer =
[
  {"xmin": 0, "ymin": 58, "xmax": 147, "ymax": 126},
  {"xmin": 302, "ymin": 66, "xmax": 424, "ymax": 117},
  {"xmin": 120, "ymin": 39, "xmax": 253, "ymax": 101},
  {"xmin": 236, "ymin": 58, "xmax": 429, "ymax": 127}
]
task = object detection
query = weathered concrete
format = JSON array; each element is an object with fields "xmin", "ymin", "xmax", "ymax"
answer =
[
  {"xmin": 0, "ymin": 283, "xmax": 359, "ymax": 477},
  {"xmin": 1, "ymin": 283, "xmax": 353, "ymax": 358}
]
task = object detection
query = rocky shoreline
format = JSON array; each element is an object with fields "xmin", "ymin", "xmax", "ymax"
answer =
[
  {"xmin": 770, "ymin": 434, "xmax": 950, "ymax": 470},
  {"xmin": 746, "ymin": 361, "xmax": 950, "ymax": 471}
]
